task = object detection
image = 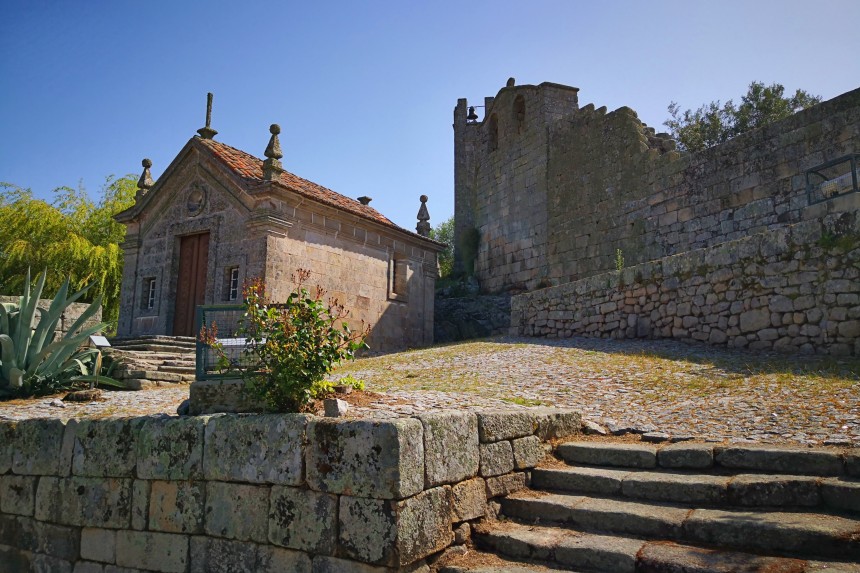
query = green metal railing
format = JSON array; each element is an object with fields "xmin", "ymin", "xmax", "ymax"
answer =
[{"xmin": 195, "ymin": 304, "xmax": 247, "ymax": 380}]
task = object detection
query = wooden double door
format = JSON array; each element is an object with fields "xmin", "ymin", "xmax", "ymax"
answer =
[{"xmin": 173, "ymin": 232, "xmax": 210, "ymax": 337}]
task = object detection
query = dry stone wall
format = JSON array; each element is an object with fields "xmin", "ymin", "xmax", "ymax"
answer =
[
  {"xmin": 511, "ymin": 211, "xmax": 860, "ymax": 356},
  {"xmin": 0, "ymin": 408, "xmax": 580, "ymax": 572}
]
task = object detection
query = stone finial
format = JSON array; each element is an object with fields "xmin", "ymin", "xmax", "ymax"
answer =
[
  {"xmin": 262, "ymin": 124, "xmax": 284, "ymax": 181},
  {"xmin": 357, "ymin": 196, "xmax": 372, "ymax": 205},
  {"xmin": 416, "ymin": 194, "xmax": 431, "ymax": 237},
  {"xmin": 136, "ymin": 158, "xmax": 154, "ymax": 198},
  {"xmin": 506, "ymin": 77, "xmax": 516, "ymax": 88},
  {"xmin": 197, "ymin": 92, "xmax": 218, "ymax": 139}
]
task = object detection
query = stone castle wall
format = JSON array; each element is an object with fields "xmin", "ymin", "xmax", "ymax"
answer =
[
  {"xmin": 0, "ymin": 409, "xmax": 580, "ymax": 572},
  {"xmin": 455, "ymin": 82, "xmax": 860, "ymax": 294},
  {"xmin": 511, "ymin": 209, "xmax": 860, "ymax": 355}
]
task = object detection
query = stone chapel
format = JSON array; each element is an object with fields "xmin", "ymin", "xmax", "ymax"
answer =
[{"xmin": 114, "ymin": 97, "xmax": 443, "ymax": 352}]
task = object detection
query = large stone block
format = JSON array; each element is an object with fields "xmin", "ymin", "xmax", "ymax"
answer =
[
  {"xmin": 131, "ymin": 480, "xmax": 150, "ymax": 531},
  {"xmin": 0, "ymin": 543, "xmax": 31, "ymax": 572},
  {"xmin": 189, "ymin": 536, "xmax": 258, "ymax": 573},
  {"xmin": 476, "ymin": 411, "xmax": 534, "ymax": 442},
  {"xmin": 485, "ymin": 472, "xmax": 528, "ymax": 498},
  {"xmin": 115, "ymin": 531, "xmax": 189, "ymax": 573},
  {"xmin": 419, "ymin": 412, "xmax": 479, "ymax": 488},
  {"xmin": 187, "ymin": 379, "xmax": 267, "ymax": 415},
  {"xmin": 73, "ymin": 418, "xmax": 147, "ymax": 478},
  {"xmin": 532, "ymin": 408, "xmax": 582, "ymax": 440},
  {"xmin": 35, "ymin": 477, "xmax": 132, "ymax": 528},
  {"xmin": 257, "ymin": 544, "xmax": 313, "ymax": 573},
  {"xmin": 0, "ymin": 475, "xmax": 37, "ymax": 516},
  {"xmin": 12, "ymin": 419, "xmax": 74, "ymax": 476},
  {"xmin": 338, "ymin": 486, "xmax": 452, "ymax": 567},
  {"xmin": 136, "ymin": 417, "xmax": 207, "ymax": 480},
  {"xmin": 31, "ymin": 553, "xmax": 73, "ymax": 573},
  {"xmin": 268, "ymin": 485, "xmax": 337, "ymax": 554},
  {"xmin": 479, "ymin": 441, "xmax": 515, "ymax": 477},
  {"xmin": 204, "ymin": 481, "xmax": 269, "ymax": 542},
  {"xmin": 307, "ymin": 418, "xmax": 424, "ymax": 499},
  {"xmin": 81, "ymin": 527, "xmax": 116, "ymax": 563},
  {"xmin": 16, "ymin": 516, "xmax": 80, "ymax": 560},
  {"xmin": 203, "ymin": 414, "xmax": 309, "ymax": 485},
  {"xmin": 450, "ymin": 478, "xmax": 486, "ymax": 521},
  {"xmin": 148, "ymin": 481, "xmax": 205, "ymax": 534},
  {"xmin": 511, "ymin": 435, "xmax": 544, "ymax": 469},
  {"xmin": 0, "ymin": 422, "xmax": 15, "ymax": 474}
]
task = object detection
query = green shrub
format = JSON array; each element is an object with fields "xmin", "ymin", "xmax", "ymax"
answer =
[
  {"xmin": 0, "ymin": 269, "xmax": 123, "ymax": 398},
  {"xmin": 202, "ymin": 270, "xmax": 370, "ymax": 412}
]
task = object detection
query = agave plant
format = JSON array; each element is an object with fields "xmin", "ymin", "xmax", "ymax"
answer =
[{"xmin": 0, "ymin": 269, "xmax": 123, "ymax": 398}]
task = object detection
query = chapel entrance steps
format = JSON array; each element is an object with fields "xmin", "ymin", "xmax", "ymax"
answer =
[
  {"xmin": 442, "ymin": 441, "xmax": 860, "ymax": 573},
  {"xmin": 105, "ymin": 335, "xmax": 197, "ymax": 389}
]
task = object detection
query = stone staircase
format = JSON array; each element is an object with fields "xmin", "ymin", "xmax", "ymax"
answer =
[
  {"xmin": 444, "ymin": 441, "xmax": 860, "ymax": 573},
  {"xmin": 105, "ymin": 335, "xmax": 197, "ymax": 389}
]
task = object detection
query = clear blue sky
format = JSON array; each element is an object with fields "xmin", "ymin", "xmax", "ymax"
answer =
[{"xmin": 2, "ymin": 0, "xmax": 859, "ymax": 232}]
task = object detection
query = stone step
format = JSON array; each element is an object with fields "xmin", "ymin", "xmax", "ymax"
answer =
[
  {"xmin": 501, "ymin": 492, "xmax": 860, "ymax": 561},
  {"xmin": 109, "ymin": 335, "xmax": 197, "ymax": 346},
  {"xmin": 114, "ymin": 370, "xmax": 192, "ymax": 383},
  {"xmin": 439, "ymin": 550, "xmax": 585, "ymax": 573},
  {"xmin": 532, "ymin": 467, "xmax": 860, "ymax": 512},
  {"xmin": 556, "ymin": 441, "xmax": 853, "ymax": 476},
  {"xmin": 107, "ymin": 343, "xmax": 196, "ymax": 354},
  {"xmin": 156, "ymin": 365, "xmax": 197, "ymax": 374},
  {"xmin": 470, "ymin": 522, "xmax": 860, "ymax": 573}
]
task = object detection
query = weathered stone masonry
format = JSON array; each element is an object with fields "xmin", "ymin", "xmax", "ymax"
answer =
[
  {"xmin": 512, "ymin": 209, "xmax": 860, "ymax": 355},
  {"xmin": 0, "ymin": 408, "xmax": 579, "ymax": 572},
  {"xmin": 455, "ymin": 81, "xmax": 860, "ymax": 293}
]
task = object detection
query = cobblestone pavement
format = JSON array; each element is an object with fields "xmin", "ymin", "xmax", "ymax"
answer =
[{"xmin": 1, "ymin": 336, "xmax": 858, "ymax": 447}]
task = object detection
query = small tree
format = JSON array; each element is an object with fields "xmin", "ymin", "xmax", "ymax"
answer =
[
  {"xmin": 664, "ymin": 81, "xmax": 821, "ymax": 152},
  {"xmin": 429, "ymin": 215, "xmax": 454, "ymax": 278},
  {"xmin": 201, "ymin": 270, "xmax": 370, "ymax": 412}
]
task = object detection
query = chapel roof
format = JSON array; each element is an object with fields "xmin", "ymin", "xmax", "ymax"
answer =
[{"xmin": 195, "ymin": 137, "xmax": 434, "ymax": 242}]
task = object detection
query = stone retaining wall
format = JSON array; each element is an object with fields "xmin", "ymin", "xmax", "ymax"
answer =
[
  {"xmin": 0, "ymin": 297, "xmax": 102, "ymax": 337},
  {"xmin": 511, "ymin": 209, "xmax": 860, "ymax": 355},
  {"xmin": 0, "ymin": 408, "xmax": 580, "ymax": 572}
]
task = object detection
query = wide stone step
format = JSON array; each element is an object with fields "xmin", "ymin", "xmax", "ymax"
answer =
[
  {"xmin": 115, "ymin": 370, "xmax": 191, "ymax": 383},
  {"xmin": 501, "ymin": 492, "xmax": 860, "ymax": 560},
  {"xmin": 439, "ymin": 549, "xmax": 585, "ymax": 573},
  {"xmin": 108, "ymin": 343, "xmax": 197, "ymax": 354},
  {"xmin": 532, "ymin": 467, "xmax": 860, "ymax": 512},
  {"xmin": 469, "ymin": 522, "xmax": 860, "ymax": 573},
  {"xmin": 556, "ymin": 442, "xmax": 851, "ymax": 476}
]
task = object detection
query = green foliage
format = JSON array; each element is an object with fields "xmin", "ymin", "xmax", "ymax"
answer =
[
  {"xmin": 615, "ymin": 248, "xmax": 625, "ymax": 271},
  {"xmin": 202, "ymin": 271, "xmax": 370, "ymax": 412},
  {"xmin": 309, "ymin": 373, "xmax": 366, "ymax": 399},
  {"xmin": 0, "ymin": 269, "xmax": 123, "ymax": 398},
  {"xmin": 0, "ymin": 175, "xmax": 137, "ymax": 330},
  {"xmin": 664, "ymin": 82, "xmax": 822, "ymax": 152},
  {"xmin": 428, "ymin": 215, "xmax": 454, "ymax": 278}
]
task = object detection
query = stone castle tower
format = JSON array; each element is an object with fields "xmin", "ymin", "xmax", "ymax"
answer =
[{"xmin": 453, "ymin": 80, "xmax": 579, "ymax": 290}]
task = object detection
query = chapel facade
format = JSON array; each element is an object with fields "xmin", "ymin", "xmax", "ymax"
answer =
[{"xmin": 114, "ymin": 103, "xmax": 443, "ymax": 352}]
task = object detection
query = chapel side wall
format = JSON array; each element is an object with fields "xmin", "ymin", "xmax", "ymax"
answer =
[
  {"xmin": 545, "ymin": 86, "xmax": 860, "ymax": 285},
  {"xmin": 0, "ymin": 410, "xmax": 581, "ymax": 572},
  {"xmin": 261, "ymin": 198, "xmax": 438, "ymax": 352},
  {"xmin": 512, "ymin": 206, "xmax": 860, "ymax": 355}
]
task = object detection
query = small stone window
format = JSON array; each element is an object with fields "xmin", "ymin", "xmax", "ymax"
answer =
[
  {"xmin": 487, "ymin": 114, "xmax": 499, "ymax": 152},
  {"xmin": 142, "ymin": 278, "xmax": 157, "ymax": 310},
  {"xmin": 513, "ymin": 95, "xmax": 525, "ymax": 133},
  {"xmin": 806, "ymin": 154, "xmax": 859, "ymax": 204},
  {"xmin": 225, "ymin": 267, "xmax": 240, "ymax": 301},
  {"xmin": 388, "ymin": 258, "xmax": 410, "ymax": 302}
]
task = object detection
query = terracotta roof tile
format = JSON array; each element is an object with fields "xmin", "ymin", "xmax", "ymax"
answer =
[{"xmin": 196, "ymin": 137, "xmax": 434, "ymax": 242}]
